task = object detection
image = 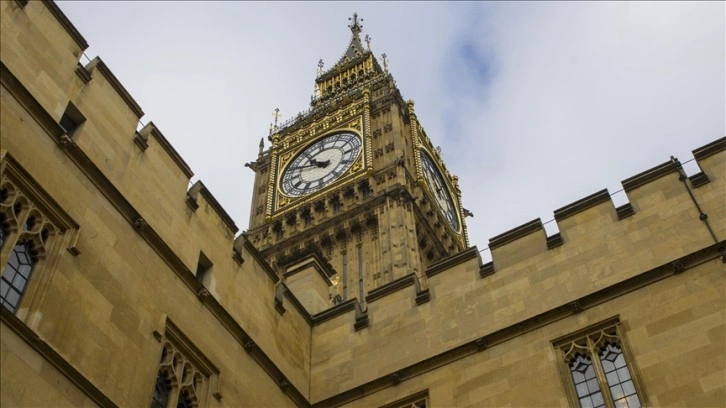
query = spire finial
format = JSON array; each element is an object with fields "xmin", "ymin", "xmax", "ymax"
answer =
[
  {"xmin": 272, "ymin": 108, "xmax": 281, "ymax": 131},
  {"xmin": 258, "ymin": 138, "xmax": 264, "ymax": 156},
  {"xmin": 381, "ymin": 53, "xmax": 388, "ymax": 73},
  {"xmin": 348, "ymin": 12, "xmax": 363, "ymax": 35},
  {"xmin": 317, "ymin": 59, "xmax": 324, "ymax": 77},
  {"xmin": 365, "ymin": 34, "xmax": 371, "ymax": 51}
]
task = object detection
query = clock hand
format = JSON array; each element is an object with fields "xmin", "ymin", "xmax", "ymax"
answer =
[{"xmin": 288, "ymin": 163, "xmax": 322, "ymax": 171}]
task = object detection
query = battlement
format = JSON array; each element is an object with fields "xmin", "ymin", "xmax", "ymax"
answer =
[{"xmin": 308, "ymin": 136, "xmax": 725, "ymax": 402}]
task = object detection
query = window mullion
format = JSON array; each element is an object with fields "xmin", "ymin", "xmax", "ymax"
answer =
[
  {"xmin": 589, "ymin": 336, "xmax": 615, "ymax": 408},
  {"xmin": 167, "ymin": 384, "xmax": 180, "ymax": 408}
]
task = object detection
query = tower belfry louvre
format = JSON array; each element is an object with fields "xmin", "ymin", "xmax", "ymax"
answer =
[
  {"xmin": 1, "ymin": 2, "xmax": 724, "ymax": 407},
  {"xmin": 246, "ymin": 13, "xmax": 468, "ymax": 307}
]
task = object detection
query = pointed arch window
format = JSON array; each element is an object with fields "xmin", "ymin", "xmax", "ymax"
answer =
[
  {"xmin": 0, "ymin": 155, "xmax": 78, "ymax": 316},
  {"xmin": 151, "ymin": 318, "xmax": 221, "ymax": 408},
  {"xmin": 553, "ymin": 317, "xmax": 647, "ymax": 408}
]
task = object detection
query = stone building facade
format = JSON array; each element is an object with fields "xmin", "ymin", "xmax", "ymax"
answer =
[{"xmin": 1, "ymin": 2, "xmax": 724, "ymax": 407}]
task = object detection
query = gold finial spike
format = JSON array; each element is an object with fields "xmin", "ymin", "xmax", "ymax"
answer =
[
  {"xmin": 381, "ymin": 53, "xmax": 388, "ymax": 73},
  {"xmin": 272, "ymin": 108, "xmax": 281, "ymax": 130},
  {"xmin": 317, "ymin": 59, "xmax": 324, "ymax": 77},
  {"xmin": 348, "ymin": 12, "xmax": 363, "ymax": 35},
  {"xmin": 365, "ymin": 34, "xmax": 371, "ymax": 50}
]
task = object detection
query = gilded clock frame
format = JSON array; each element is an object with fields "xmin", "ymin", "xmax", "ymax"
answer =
[
  {"xmin": 408, "ymin": 102, "xmax": 464, "ymax": 239},
  {"xmin": 416, "ymin": 145, "xmax": 463, "ymax": 234},
  {"xmin": 267, "ymin": 106, "xmax": 373, "ymax": 218}
]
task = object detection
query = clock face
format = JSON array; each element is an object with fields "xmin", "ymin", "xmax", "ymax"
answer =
[
  {"xmin": 419, "ymin": 149, "xmax": 460, "ymax": 232},
  {"xmin": 280, "ymin": 132, "xmax": 362, "ymax": 197}
]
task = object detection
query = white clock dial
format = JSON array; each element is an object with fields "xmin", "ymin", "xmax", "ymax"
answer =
[
  {"xmin": 280, "ymin": 132, "xmax": 362, "ymax": 197},
  {"xmin": 420, "ymin": 149, "xmax": 460, "ymax": 232}
]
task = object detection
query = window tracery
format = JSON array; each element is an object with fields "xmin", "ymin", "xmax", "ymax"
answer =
[
  {"xmin": 152, "ymin": 340, "xmax": 205, "ymax": 408},
  {"xmin": 554, "ymin": 318, "xmax": 645, "ymax": 408},
  {"xmin": 1, "ymin": 177, "xmax": 58, "ymax": 312},
  {"xmin": 0, "ymin": 154, "xmax": 79, "ymax": 317},
  {"xmin": 151, "ymin": 319, "xmax": 221, "ymax": 408},
  {"xmin": 380, "ymin": 391, "xmax": 428, "ymax": 408}
]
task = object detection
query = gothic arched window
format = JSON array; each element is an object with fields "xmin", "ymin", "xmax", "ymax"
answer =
[
  {"xmin": 150, "ymin": 320, "xmax": 221, "ymax": 408},
  {"xmin": 1, "ymin": 155, "xmax": 79, "ymax": 317},
  {"xmin": 553, "ymin": 318, "xmax": 646, "ymax": 408}
]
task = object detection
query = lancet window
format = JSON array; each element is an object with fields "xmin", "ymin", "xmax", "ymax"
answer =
[
  {"xmin": 553, "ymin": 318, "xmax": 646, "ymax": 408},
  {"xmin": 0, "ymin": 176, "xmax": 57, "ymax": 313},
  {"xmin": 151, "ymin": 320, "xmax": 220, "ymax": 408}
]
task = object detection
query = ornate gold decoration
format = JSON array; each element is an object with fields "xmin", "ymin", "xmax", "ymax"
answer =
[{"xmin": 278, "ymin": 195, "xmax": 289, "ymax": 208}]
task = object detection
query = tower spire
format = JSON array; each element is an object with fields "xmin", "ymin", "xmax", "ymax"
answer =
[{"xmin": 348, "ymin": 12, "xmax": 363, "ymax": 35}]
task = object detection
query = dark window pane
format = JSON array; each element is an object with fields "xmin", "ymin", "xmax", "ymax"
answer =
[
  {"xmin": 60, "ymin": 113, "xmax": 78, "ymax": 135},
  {"xmin": 176, "ymin": 390, "xmax": 193, "ymax": 408},
  {"xmin": 1, "ymin": 241, "xmax": 35, "ymax": 314},
  {"xmin": 150, "ymin": 372, "xmax": 170, "ymax": 408}
]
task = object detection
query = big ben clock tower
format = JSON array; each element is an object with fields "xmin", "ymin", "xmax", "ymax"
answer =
[{"xmin": 245, "ymin": 14, "xmax": 468, "ymax": 309}]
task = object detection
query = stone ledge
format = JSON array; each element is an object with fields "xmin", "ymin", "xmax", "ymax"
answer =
[
  {"xmin": 488, "ymin": 218, "xmax": 543, "ymax": 250},
  {"xmin": 693, "ymin": 136, "xmax": 726, "ymax": 161},
  {"xmin": 553, "ymin": 189, "xmax": 610, "ymax": 222}
]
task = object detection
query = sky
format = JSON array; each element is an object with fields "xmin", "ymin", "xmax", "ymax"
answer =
[{"xmin": 56, "ymin": 1, "xmax": 724, "ymax": 257}]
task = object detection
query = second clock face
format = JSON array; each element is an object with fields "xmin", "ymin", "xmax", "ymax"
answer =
[
  {"xmin": 420, "ymin": 149, "xmax": 460, "ymax": 233},
  {"xmin": 280, "ymin": 132, "xmax": 362, "ymax": 197}
]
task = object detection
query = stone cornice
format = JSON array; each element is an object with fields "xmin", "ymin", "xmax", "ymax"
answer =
[
  {"xmin": 693, "ymin": 136, "xmax": 726, "ymax": 161},
  {"xmin": 140, "ymin": 122, "xmax": 194, "ymax": 178},
  {"xmin": 488, "ymin": 218, "xmax": 543, "ymax": 250},
  {"xmin": 553, "ymin": 189, "xmax": 610, "ymax": 222},
  {"xmin": 42, "ymin": 0, "xmax": 89, "ymax": 50},
  {"xmin": 187, "ymin": 180, "xmax": 238, "ymax": 234},
  {"xmin": 310, "ymin": 298, "xmax": 357, "ymax": 325},
  {"xmin": 621, "ymin": 160, "xmax": 676, "ymax": 192},
  {"xmin": 365, "ymin": 274, "xmax": 415, "ymax": 303},
  {"xmin": 425, "ymin": 246, "xmax": 480, "ymax": 278},
  {"xmin": 86, "ymin": 57, "xmax": 144, "ymax": 119}
]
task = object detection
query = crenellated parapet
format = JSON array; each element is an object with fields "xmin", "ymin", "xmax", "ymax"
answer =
[{"xmin": 308, "ymin": 136, "xmax": 726, "ymax": 403}]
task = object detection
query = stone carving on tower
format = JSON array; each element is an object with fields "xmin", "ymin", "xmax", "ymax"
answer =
[{"xmin": 245, "ymin": 13, "xmax": 468, "ymax": 310}]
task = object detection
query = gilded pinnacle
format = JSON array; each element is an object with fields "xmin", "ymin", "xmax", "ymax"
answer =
[{"xmin": 348, "ymin": 12, "xmax": 363, "ymax": 35}]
